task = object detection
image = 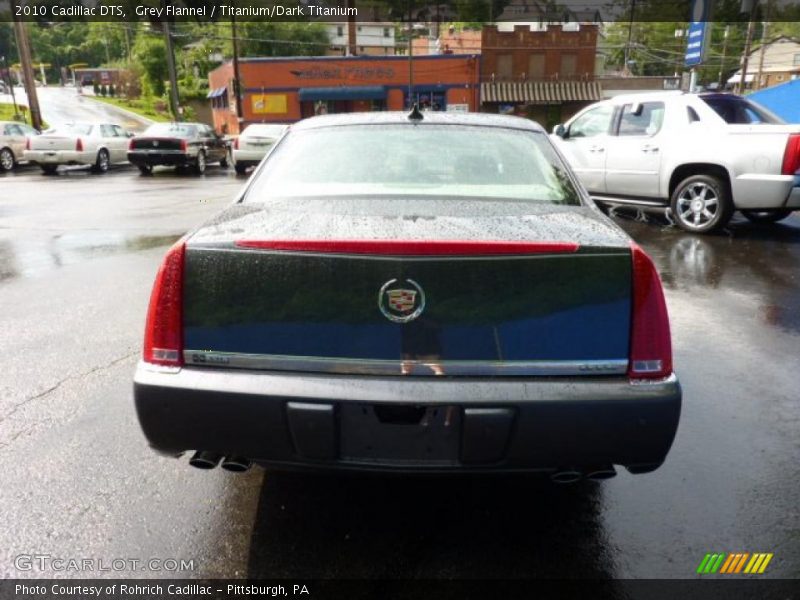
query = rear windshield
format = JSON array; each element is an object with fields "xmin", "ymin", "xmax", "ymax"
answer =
[
  {"xmin": 245, "ymin": 124, "xmax": 580, "ymax": 205},
  {"xmin": 142, "ymin": 123, "xmax": 198, "ymax": 138},
  {"xmin": 243, "ymin": 124, "xmax": 287, "ymax": 138},
  {"xmin": 701, "ymin": 95, "xmax": 784, "ymax": 124},
  {"xmin": 51, "ymin": 124, "xmax": 93, "ymax": 135}
]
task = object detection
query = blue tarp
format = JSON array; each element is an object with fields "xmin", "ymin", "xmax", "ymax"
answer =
[
  {"xmin": 748, "ymin": 79, "xmax": 800, "ymax": 123},
  {"xmin": 298, "ymin": 86, "xmax": 387, "ymax": 102}
]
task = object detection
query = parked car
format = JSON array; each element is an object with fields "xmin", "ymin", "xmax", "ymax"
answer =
[
  {"xmin": 551, "ymin": 92, "xmax": 800, "ymax": 232},
  {"xmin": 232, "ymin": 123, "xmax": 288, "ymax": 175},
  {"xmin": 134, "ymin": 110, "xmax": 681, "ymax": 479},
  {"xmin": 128, "ymin": 122, "xmax": 229, "ymax": 175},
  {"xmin": 24, "ymin": 122, "xmax": 132, "ymax": 175},
  {"xmin": 0, "ymin": 121, "xmax": 39, "ymax": 171}
]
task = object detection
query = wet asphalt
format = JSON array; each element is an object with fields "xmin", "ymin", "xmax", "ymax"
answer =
[{"xmin": 0, "ymin": 163, "xmax": 798, "ymax": 582}]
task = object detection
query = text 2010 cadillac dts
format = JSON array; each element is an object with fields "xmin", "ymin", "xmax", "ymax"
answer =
[{"xmin": 133, "ymin": 111, "xmax": 681, "ymax": 480}]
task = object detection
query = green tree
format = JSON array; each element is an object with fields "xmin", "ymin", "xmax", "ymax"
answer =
[
  {"xmin": 132, "ymin": 33, "xmax": 168, "ymax": 97},
  {"xmin": 238, "ymin": 22, "xmax": 329, "ymax": 57}
]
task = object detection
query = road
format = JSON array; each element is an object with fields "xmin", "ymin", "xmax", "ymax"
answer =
[
  {"xmin": 1, "ymin": 160, "xmax": 798, "ymax": 582},
  {"xmin": 2, "ymin": 85, "xmax": 152, "ymax": 132}
]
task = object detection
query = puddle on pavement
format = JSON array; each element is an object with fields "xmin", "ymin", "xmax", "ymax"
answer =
[{"xmin": 0, "ymin": 232, "xmax": 181, "ymax": 282}]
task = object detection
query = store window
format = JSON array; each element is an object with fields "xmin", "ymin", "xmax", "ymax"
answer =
[
  {"xmin": 496, "ymin": 54, "xmax": 513, "ymax": 80},
  {"xmin": 528, "ymin": 54, "xmax": 545, "ymax": 79},
  {"xmin": 560, "ymin": 54, "xmax": 577, "ymax": 77},
  {"xmin": 405, "ymin": 90, "xmax": 446, "ymax": 111}
]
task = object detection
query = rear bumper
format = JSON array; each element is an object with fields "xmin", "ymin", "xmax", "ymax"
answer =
[
  {"xmin": 24, "ymin": 150, "xmax": 94, "ymax": 165},
  {"xmin": 233, "ymin": 149, "xmax": 266, "ymax": 165},
  {"xmin": 133, "ymin": 363, "xmax": 682, "ymax": 474},
  {"xmin": 128, "ymin": 150, "xmax": 194, "ymax": 167},
  {"xmin": 733, "ymin": 174, "xmax": 798, "ymax": 210}
]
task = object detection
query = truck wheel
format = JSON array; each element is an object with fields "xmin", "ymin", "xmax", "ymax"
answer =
[
  {"xmin": 234, "ymin": 163, "xmax": 248, "ymax": 176},
  {"xmin": 194, "ymin": 150, "xmax": 206, "ymax": 175},
  {"xmin": 219, "ymin": 151, "xmax": 229, "ymax": 168},
  {"xmin": 138, "ymin": 165, "xmax": 153, "ymax": 176},
  {"xmin": 741, "ymin": 209, "xmax": 793, "ymax": 224},
  {"xmin": 41, "ymin": 165, "xmax": 58, "ymax": 175},
  {"xmin": 670, "ymin": 174, "xmax": 733, "ymax": 233},
  {"xmin": 92, "ymin": 149, "xmax": 110, "ymax": 173},
  {"xmin": 0, "ymin": 147, "xmax": 14, "ymax": 171}
]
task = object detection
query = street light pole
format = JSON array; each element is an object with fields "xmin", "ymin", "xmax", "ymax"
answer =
[{"xmin": 231, "ymin": 14, "xmax": 243, "ymax": 131}]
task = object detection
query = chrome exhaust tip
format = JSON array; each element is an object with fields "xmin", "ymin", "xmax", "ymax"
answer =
[
  {"xmin": 550, "ymin": 469, "xmax": 583, "ymax": 484},
  {"xmin": 586, "ymin": 466, "xmax": 617, "ymax": 480},
  {"xmin": 221, "ymin": 456, "xmax": 252, "ymax": 473},
  {"xmin": 189, "ymin": 451, "xmax": 223, "ymax": 470}
]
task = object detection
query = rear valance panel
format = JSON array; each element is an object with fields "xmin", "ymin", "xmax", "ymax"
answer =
[{"xmin": 183, "ymin": 248, "xmax": 631, "ymax": 371}]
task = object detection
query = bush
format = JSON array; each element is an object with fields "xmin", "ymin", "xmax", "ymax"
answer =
[
  {"xmin": 93, "ymin": 82, "xmax": 99, "ymax": 96},
  {"xmin": 100, "ymin": 84, "xmax": 108, "ymax": 97},
  {"xmin": 108, "ymin": 84, "xmax": 115, "ymax": 97}
]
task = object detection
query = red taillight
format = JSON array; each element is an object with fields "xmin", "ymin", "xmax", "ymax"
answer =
[
  {"xmin": 628, "ymin": 243, "xmax": 672, "ymax": 380},
  {"xmin": 180, "ymin": 139, "xmax": 187, "ymax": 152},
  {"xmin": 128, "ymin": 139, "xmax": 135, "ymax": 151},
  {"xmin": 75, "ymin": 138, "xmax": 83, "ymax": 152},
  {"xmin": 143, "ymin": 241, "xmax": 185, "ymax": 366},
  {"xmin": 781, "ymin": 133, "xmax": 800, "ymax": 176},
  {"xmin": 233, "ymin": 239, "xmax": 580, "ymax": 255},
  {"xmin": 233, "ymin": 137, "xmax": 239, "ymax": 150}
]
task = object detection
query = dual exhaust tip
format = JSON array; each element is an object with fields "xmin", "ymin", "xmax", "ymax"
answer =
[
  {"xmin": 551, "ymin": 466, "xmax": 617, "ymax": 484},
  {"xmin": 189, "ymin": 451, "xmax": 251, "ymax": 473}
]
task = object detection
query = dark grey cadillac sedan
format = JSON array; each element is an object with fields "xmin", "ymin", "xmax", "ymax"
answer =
[{"xmin": 133, "ymin": 110, "xmax": 681, "ymax": 481}]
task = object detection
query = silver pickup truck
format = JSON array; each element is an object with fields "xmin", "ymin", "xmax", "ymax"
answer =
[{"xmin": 551, "ymin": 92, "xmax": 800, "ymax": 233}]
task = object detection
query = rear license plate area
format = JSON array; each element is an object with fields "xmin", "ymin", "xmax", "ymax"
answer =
[{"xmin": 339, "ymin": 404, "xmax": 461, "ymax": 465}]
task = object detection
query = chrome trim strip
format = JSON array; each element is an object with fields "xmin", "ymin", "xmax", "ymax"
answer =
[{"xmin": 183, "ymin": 350, "xmax": 628, "ymax": 377}]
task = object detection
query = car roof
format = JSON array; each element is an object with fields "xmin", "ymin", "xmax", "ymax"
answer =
[{"xmin": 291, "ymin": 111, "xmax": 545, "ymax": 132}]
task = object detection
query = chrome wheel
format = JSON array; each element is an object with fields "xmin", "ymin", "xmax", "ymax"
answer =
[
  {"xmin": 676, "ymin": 182, "xmax": 719, "ymax": 229},
  {"xmin": 95, "ymin": 149, "xmax": 109, "ymax": 173},
  {"xmin": 195, "ymin": 151, "xmax": 206, "ymax": 174},
  {"xmin": 0, "ymin": 148, "xmax": 14, "ymax": 171}
]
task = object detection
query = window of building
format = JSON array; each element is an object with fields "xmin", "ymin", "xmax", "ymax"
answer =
[
  {"xmin": 384, "ymin": 28, "xmax": 390, "ymax": 38},
  {"xmin": 617, "ymin": 102, "xmax": 665, "ymax": 137},
  {"xmin": 560, "ymin": 54, "xmax": 577, "ymax": 77},
  {"xmin": 528, "ymin": 53, "xmax": 545, "ymax": 79},
  {"xmin": 337, "ymin": 26, "xmax": 344, "ymax": 37},
  {"xmin": 496, "ymin": 54, "xmax": 513, "ymax": 80},
  {"xmin": 794, "ymin": 53, "xmax": 800, "ymax": 66}
]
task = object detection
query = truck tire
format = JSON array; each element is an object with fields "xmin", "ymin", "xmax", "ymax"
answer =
[
  {"xmin": 741, "ymin": 209, "xmax": 793, "ymax": 224},
  {"xmin": 670, "ymin": 174, "xmax": 733, "ymax": 233}
]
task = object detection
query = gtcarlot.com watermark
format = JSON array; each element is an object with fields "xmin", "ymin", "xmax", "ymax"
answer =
[{"xmin": 14, "ymin": 554, "xmax": 196, "ymax": 573}]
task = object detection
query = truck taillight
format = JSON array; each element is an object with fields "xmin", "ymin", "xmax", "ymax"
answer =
[
  {"xmin": 143, "ymin": 241, "xmax": 185, "ymax": 366},
  {"xmin": 782, "ymin": 133, "xmax": 800, "ymax": 176},
  {"xmin": 628, "ymin": 243, "xmax": 673, "ymax": 380},
  {"xmin": 75, "ymin": 138, "xmax": 84, "ymax": 152}
]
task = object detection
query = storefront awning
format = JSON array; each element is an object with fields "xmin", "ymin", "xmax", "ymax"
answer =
[
  {"xmin": 206, "ymin": 87, "xmax": 227, "ymax": 99},
  {"xmin": 481, "ymin": 81, "xmax": 604, "ymax": 104},
  {"xmin": 299, "ymin": 86, "xmax": 387, "ymax": 102}
]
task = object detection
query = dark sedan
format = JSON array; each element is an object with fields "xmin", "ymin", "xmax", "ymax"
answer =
[
  {"xmin": 133, "ymin": 110, "xmax": 681, "ymax": 480},
  {"xmin": 128, "ymin": 122, "xmax": 229, "ymax": 175}
]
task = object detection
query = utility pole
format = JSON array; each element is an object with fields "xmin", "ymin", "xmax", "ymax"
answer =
[
  {"xmin": 1, "ymin": 54, "xmax": 19, "ymax": 117},
  {"xmin": 163, "ymin": 20, "xmax": 181, "ymax": 121},
  {"xmin": 737, "ymin": 2, "xmax": 757, "ymax": 95},
  {"xmin": 623, "ymin": 0, "xmax": 636, "ymax": 75},
  {"xmin": 755, "ymin": 5, "xmax": 770, "ymax": 91},
  {"xmin": 346, "ymin": 0, "xmax": 357, "ymax": 56},
  {"xmin": 407, "ymin": 1, "xmax": 414, "ymax": 107},
  {"xmin": 718, "ymin": 25, "xmax": 730, "ymax": 88},
  {"xmin": 231, "ymin": 14, "xmax": 243, "ymax": 131},
  {"xmin": 12, "ymin": 16, "xmax": 43, "ymax": 130}
]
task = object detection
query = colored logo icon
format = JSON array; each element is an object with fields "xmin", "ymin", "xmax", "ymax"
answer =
[{"xmin": 697, "ymin": 552, "xmax": 773, "ymax": 574}]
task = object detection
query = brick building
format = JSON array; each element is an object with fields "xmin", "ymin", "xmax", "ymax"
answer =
[
  {"xmin": 479, "ymin": 24, "xmax": 603, "ymax": 128},
  {"xmin": 207, "ymin": 54, "xmax": 480, "ymax": 134}
]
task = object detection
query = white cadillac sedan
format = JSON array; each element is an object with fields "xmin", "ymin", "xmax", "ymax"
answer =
[
  {"xmin": 232, "ymin": 123, "xmax": 287, "ymax": 175},
  {"xmin": 25, "ymin": 122, "xmax": 133, "ymax": 175},
  {"xmin": 0, "ymin": 121, "xmax": 40, "ymax": 171}
]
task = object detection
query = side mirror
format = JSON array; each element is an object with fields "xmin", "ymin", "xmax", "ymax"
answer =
[{"xmin": 553, "ymin": 123, "xmax": 567, "ymax": 138}]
